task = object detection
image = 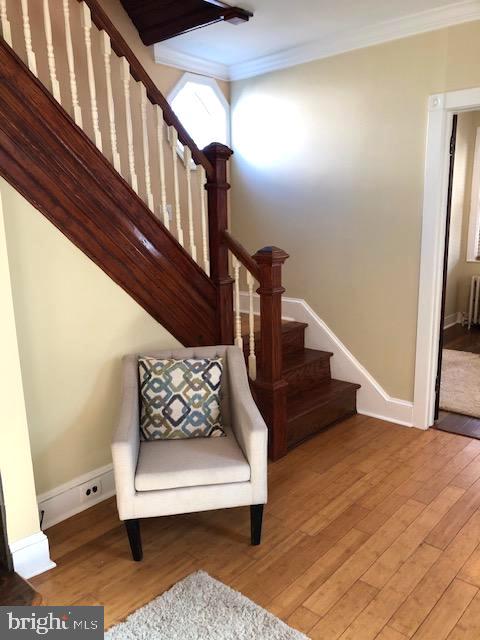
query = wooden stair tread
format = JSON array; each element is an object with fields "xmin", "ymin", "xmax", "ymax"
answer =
[
  {"xmin": 283, "ymin": 348, "xmax": 333, "ymax": 374},
  {"xmin": 287, "ymin": 379, "xmax": 360, "ymax": 420},
  {"xmin": 240, "ymin": 313, "xmax": 307, "ymax": 338}
]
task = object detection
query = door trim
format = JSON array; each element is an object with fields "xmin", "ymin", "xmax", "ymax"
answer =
[{"xmin": 413, "ymin": 88, "xmax": 480, "ymax": 429}]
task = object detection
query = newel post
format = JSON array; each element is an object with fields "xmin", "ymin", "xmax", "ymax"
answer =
[
  {"xmin": 203, "ymin": 142, "xmax": 234, "ymax": 344},
  {"xmin": 253, "ymin": 246, "xmax": 290, "ymax": 460}
]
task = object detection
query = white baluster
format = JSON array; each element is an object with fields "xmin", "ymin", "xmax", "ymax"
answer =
[
  {"xmin": 184, "ymin": 147, "xmax": 197, "ymax": 262},
  {"xmin": 21, "ymin": 0, "xmax": 37, "ymax": 76},
  {"xmin": 155, "ymin": 106, "xmax": 169, "ymax": 229},
  {"xmin": 43, "ymin": 0, "xmax": 61, "ymax": 102},
  {"xmin": 199, "ymin": 165, "xmax": 210, "ymax": 275},
  {"xmin": 81, "ymin": 3, "xmax": 102, "ymax": 151},
  {"xmin": 246, "ymin": 271, "xmax": 257, "ymax": 380},
  {"xmin": 63, "ymin": 0, "xmax": 82, "ymax": 127},
  {"xmin": 232, "ymin": 256, "xmax": 243, "ymax": 349},
  {"xmin": 140, "ymin": 85, "xmax": 154, "ymax": 211},
  {"xmin": 121, "ymin": 58, "xmax": 138, "ymax": 194},
  {"xmin": 170, "ymin": 127, "xmax": 184, "ymax": 247},
  {"xmin": 1, "ymin": 0, "xmax": 12, "ymax": 47},
  {"xmin": 101, "ymin": 31, "xmax": 121, "ymax": 173}
]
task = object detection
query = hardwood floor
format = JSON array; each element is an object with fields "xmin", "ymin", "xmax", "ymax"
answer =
[
  {"xmin": 0, "ymin": 570, "xmax": 42, "ymax": 605},
  {"xmin": 436, "ymin": 411, "xmax": 480, "ymax": 440},
  {"xmin": 30, "ymin": 415, "xmax": 480, "ymax": 638},
  {"xmin": 444, "ymin": 323, "xmax": 480, "ymax": 354},
  {"xmin": 438, "ymin": 324, "xmax": 480, "ymax": 438}
]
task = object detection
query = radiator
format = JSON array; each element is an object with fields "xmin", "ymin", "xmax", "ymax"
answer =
[{"xmin": 468, "ymin": 276, "xmax": 480, "ymax": 329}]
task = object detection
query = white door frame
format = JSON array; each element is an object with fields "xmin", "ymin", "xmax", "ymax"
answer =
[{"xmin": 413, "ymin": 87, "xmax": 480, "ymax": 429}]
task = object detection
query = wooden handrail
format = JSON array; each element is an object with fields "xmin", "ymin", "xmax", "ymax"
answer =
[
  {"xmin": 222, "ymin": 230, "xmax": 261, "ymax": 281},
  {"xmin": 78, "ymin": 0, "xmax": 214, "ymax": 178}
]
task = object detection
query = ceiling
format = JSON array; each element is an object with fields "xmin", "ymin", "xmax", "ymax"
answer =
[{"xmin": 153, "ymin": 0, "xmax": 480, "ymax": 80}]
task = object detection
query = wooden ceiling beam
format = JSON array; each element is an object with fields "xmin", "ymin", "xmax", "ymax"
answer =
[{"xmin": 120, "ymin": 0, "xmax": 253, "ymax": 46}]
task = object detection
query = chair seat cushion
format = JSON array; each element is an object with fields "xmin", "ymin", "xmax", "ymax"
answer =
[{"xmin": 134, "ymin": 427, "xmax": 251, "ymax": 492}]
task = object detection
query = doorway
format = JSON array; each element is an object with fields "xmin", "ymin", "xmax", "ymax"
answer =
[
  {"xmin": 435, "ymin": 110, "xmax": 480, "ymax": 437},
  {"xmin": 413, "ymin": 88, "xmax": 480, "ymax": 431}
]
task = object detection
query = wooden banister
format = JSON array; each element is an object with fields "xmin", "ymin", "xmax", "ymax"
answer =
[
  {"xmin": 222, "ymin": 230, "xmax": 260, "ymax": 281},
  {"xmin": 78, "ymin": 0, "xmax": 214, "ymax": 177},
  {"xmin": 0, "ymin": 39, "xmax": 218, "ymax": 347},
  {"xmin": 253, "ymin": 246, "xmax": 290, "ymax": 460}
]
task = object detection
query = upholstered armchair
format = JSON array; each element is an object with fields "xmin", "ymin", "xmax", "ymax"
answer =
[{"xmin": 111, "ymin": 346, "xmax": 268, "ymax": 561}]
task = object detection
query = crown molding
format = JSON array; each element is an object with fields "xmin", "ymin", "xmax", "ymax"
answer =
[
  {"xmin": 154, "ymin": 1, "xmax": 480, "ymax": 82},
  {"xmin": 229, "ymin": 0, "xmax": 480, "ymax": 80},
  {"xmin": 154, "ymin": 44, "xmax": 230, "ymax": 81}
]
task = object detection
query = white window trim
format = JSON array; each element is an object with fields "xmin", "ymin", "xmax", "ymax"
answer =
[
  {"xmin": 167, "ymin": 72, "xmax": 231, "ymax": 148},
  {"xmin": 466, "ymin": 126, "xmax": 480, "ymax": 262}
]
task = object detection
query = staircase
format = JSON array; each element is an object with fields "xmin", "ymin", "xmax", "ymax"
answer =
[
  {"xmin": 0, "ymin": 0, "xmax": 360, "ymax": 460},
  {"xmin": 241, "ymin": 315, "xmax": 360, "ymax": 448}
]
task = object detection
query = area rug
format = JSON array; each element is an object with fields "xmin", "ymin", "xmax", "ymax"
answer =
[
  {"xmin": 105, "ymin": 571, "xmax": 309, "ymax": 640},
  {"xmin": 440, "ymin": 349, "xmax": 480, "ymax": 418}
]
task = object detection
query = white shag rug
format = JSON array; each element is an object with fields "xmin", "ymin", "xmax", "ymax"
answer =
[
  {"xmin": 440, "ymin": 349, "xmax": 480, "ymax": 418},
  {"xmin": 105, "ymin": 571, "xmax": 309, "ymax": 640}
]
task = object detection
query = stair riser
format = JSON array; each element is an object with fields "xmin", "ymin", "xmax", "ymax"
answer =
[
  {"xmin": 285, "ymin": 359, "xmax": 332, "ymax": 395},
  {"xmin": 242, "ymin": 326, "xmax": 307, "ymax": 361},
  {"xmin": 287, "ymin": 389, "xmax": 357, "ymax": 448},
  {"xmin": 282, "ymin": 326, "xmax": 307, "ymax": 356}
]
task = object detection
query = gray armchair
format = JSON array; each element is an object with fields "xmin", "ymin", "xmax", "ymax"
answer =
[{"xmin": 111, "ymin": 346, "xmax": 268, "ymax": 561}]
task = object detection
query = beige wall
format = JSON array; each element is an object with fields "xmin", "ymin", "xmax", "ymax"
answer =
[
  {"xmin": 0, "ymin": 188, "xmax": 40, "ymax": 544},
  {"xmin": 230, "ymin": 21, "xmax": 480, "ymax": 401},
  {"xmin": 445, "ymin": 111, "xmax": 480, "ymax": 321},
  {"xmin": 2, "ymin": 178, "xmax": 180, "ymax": 496}
]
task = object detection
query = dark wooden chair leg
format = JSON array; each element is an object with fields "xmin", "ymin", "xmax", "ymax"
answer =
[
  {"xmin": 125, "ymin": 519, "xmax": 143, "ymax": 561},
  {"xmin": 250, "ymin": 504, "xmax": 264, "ymax": 546}
]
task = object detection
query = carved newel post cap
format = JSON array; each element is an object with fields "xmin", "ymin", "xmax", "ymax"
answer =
[
  {"xmin": 202, "ymin": 142, "xmax": 234, "ymax": 159},
  {"xmin": 253, "ymin": 246, "xmax": 290, "ymax": 264}
]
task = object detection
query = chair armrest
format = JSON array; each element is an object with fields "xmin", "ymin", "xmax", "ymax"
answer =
[
  {"xmin": 226, "ymin": 347, "xmax": 268, "ymax": 503},
  {"xmin": 111, "ymin": 355, "xmax": 140, "ymax": 517}
]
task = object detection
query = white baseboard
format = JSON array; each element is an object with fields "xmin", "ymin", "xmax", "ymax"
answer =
[
  {"xmin": 10, "ymin": 531, "xmax": 56, "ymax": 579},
  {"xmin": 37, "ymin": 463, "xmax": 115, "ymax": 530},
  {"xmin": 444, "ymin": 311, "xmax": 463, "ymax": 329},
  {"xmin": 240, "ymin": 292, "xmax": 414, "ymax": 427}
]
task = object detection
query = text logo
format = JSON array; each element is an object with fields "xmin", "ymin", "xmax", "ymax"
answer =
[{"xmin": 0, "ymin": 607, "xmax": 103, "ymax": 638}]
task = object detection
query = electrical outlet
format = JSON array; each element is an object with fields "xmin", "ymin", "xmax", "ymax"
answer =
[{"xmin": 79, "ymin": 478, "xmax": 102, "ymax": 504}]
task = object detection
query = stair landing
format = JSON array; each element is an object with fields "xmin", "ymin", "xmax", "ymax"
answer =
[{"xmin": 241, "ymin": 314, "xmax": 360, "ymax": 450}]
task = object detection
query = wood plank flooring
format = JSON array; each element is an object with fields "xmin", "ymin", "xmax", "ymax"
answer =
[
  {"xmin": 436, "ymin": 411, "xmax": 480, "ymax": 440},
  {"xmin": 443, "ymin": 324, "xmax": 480, "ymax": 354},
  {"xmin": 437, "ymin": 324, "xmax": 480, "ymax": 437},
  {"xmin": 30, "ymin": 415, "xmax": 480, "ymax": 638}
]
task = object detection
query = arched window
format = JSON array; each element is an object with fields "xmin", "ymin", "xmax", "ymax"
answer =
[{"xmin": 168, "ymin": 73, "xmax": 230, "ymax": 150}]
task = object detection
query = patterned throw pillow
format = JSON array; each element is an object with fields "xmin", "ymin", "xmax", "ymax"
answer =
[{"xmin": 138, "ymin": 357, "xmax": 225, "ymax": 440}]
